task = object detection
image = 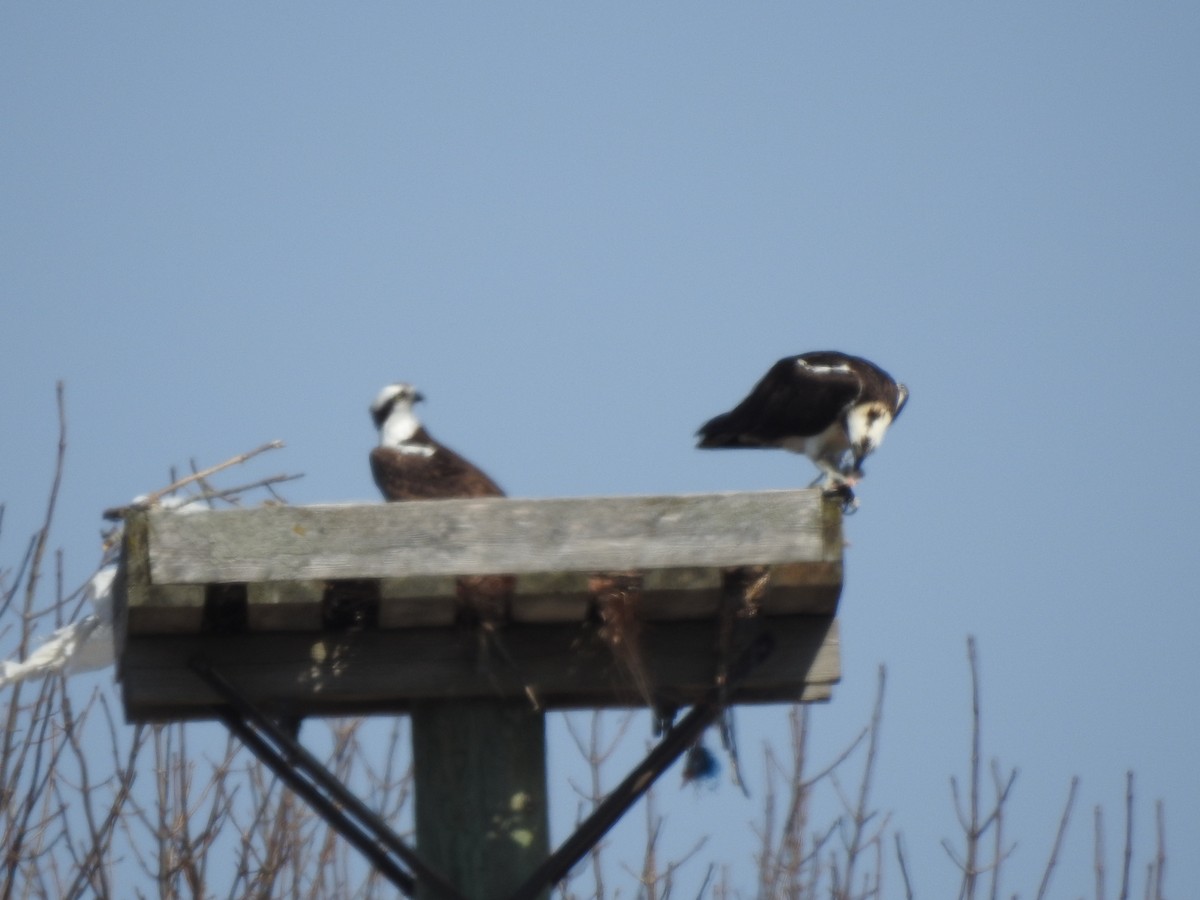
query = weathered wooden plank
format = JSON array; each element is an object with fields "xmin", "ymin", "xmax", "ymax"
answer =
[
  {"xmin": 123, "ymin": 562, "xmax": 841, "ymax": 636},
  {"xmin": 139, "ymin": 490, "xmax": 840, "ymax": 584},
  {"xmin": 125, "ymin": 584, "xmax": 207, "ymax": 634},
  {"xmin": 508, "ymin": 571, "xmax": 593, "ymax": 624},
  {"xmin": 118, "ymin": 617, "xmax": 840, "ymax": 722},
  {"xmin": 246, "ymin": 581, "xmax": 325, "ymax": 631},
  {"xmin": 379, "ymin": 576, "xmax": 460, "ymax": 628}
]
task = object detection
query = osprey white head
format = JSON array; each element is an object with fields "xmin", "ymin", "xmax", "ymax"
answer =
[{"xmin": 370, "ymin": 383, "xmax": 427, "ymax": 451}]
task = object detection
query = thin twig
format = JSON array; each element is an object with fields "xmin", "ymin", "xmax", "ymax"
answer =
[
  {"xmin": 183, "ymin": 473, "xmax": 304, "ymax": 507},
  {"xmin": 837, "ymin": 665, "xmax": 886, "ymax": 900},
  {"xmin": 1153, "ymin": 799, "xmax": 1166, "ymax": 900},
  {"xmin": 965, "ymin": 636, "xmax": 982, "ymax": 900},
  {"xmin": 22, "ymin": 383, "xmax": 68, "ymax": 654},
  {"xmin": 1119, "ymin": 771, "xmax": 1134, "ymax": 900},
  {"xmin": 1034, "ymin": 776, "xmax": 1078, "ymax": 900},
  {"xmin": 894, "ymin": 833, "xmax": 915, "ymax": 899},
  {"xmin": 102, "ymin": 440, "xmax": 286, "ymax": 519}
]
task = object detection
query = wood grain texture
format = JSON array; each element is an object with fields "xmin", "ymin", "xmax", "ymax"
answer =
[{"xmin": 137, "ymin": 490, "xmax": 839, "ymax": 584}]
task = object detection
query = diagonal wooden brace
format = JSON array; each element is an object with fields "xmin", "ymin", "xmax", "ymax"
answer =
[
  {"xmin": 503, "ymin": 633, "xmax": 775, "ymax": 900},
  {"xmin": 190, "ymin": 657, "xmax": 466, "ymax": 900}
]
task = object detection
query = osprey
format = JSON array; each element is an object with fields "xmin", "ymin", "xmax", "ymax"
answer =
[
  {"xmin": 697, "ymin": 351, "xmax": 908, "ymax": 500},
  {"xmin": 369, "ymin": 382, "xmax": 512, "ymax": 626},
  {"xmin": 369, "ymin": 382, "xmax": 505, "ymax": 501}
]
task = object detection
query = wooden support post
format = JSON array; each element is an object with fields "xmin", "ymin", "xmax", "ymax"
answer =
[{"xmin": 412, "ymin": 701, "xmax": 550, "ymax": 900}]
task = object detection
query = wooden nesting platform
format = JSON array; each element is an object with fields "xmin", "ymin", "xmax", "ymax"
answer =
[{"xmin": 115, "ymin": 490, "xmax": 844, "ymax": 723}]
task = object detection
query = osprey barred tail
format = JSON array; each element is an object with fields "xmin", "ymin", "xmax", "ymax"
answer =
[{"xmin": 697, "ymin": 351, "xmax": 908, "ymax": 495}]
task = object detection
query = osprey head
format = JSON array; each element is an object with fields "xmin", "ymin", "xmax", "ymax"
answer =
[
  {"xmin": 371, "ymin": 383, "xmax": 423, "ymax": 427},
  {"xmin": 371, "ymin": 383, "xmax": 426, "ymax": 447},
  {"xmin": 844, "ymin": 382, "xmax": 908, "ymax": 473}
]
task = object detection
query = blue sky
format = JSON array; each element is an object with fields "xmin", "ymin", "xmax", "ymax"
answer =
[{"xmin": 2, "ymin": 3, "xmax": 1197, "ymax": 894}]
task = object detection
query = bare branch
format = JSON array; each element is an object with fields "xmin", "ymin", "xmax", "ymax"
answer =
[
  {"xmin": 181, "ymin": 472, "xmax": 304, "ymax": 507},
  {"xmin": 1153, "ymin": 799, "xmax": 1166, "ymax": 900},
  {"xmin": 947, "ymin": 636, "xmax": 1020, "ymax": 900},
  {"xmin": 895, "ymin": 832, "xmax": 915, "ymax": 899},
  {"xmin": 837, "ymin": 665, "xmax": 886, "ymax": 900},
  {"xmin": 1119, "ymin": 771, "xmax": 1134, "ymax": 900},
  {"xmin": 102, "ymin": 440, "xmax": 286, "ymax": 519},
  {"xmin": 22, "ymin": 383, "xmax": 68, "ymax": 653},
  {"xmin": 1034, "ymin": 776, "xmax": 1078, "ymax": 900},
  {"xmin": 964, "ymin": 636, "xmax": 982, "ymax": 900}
]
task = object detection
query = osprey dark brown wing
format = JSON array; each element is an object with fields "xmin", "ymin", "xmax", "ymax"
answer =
[
  {"xmin": 697, "ymin": 355, "xmax": 862, "ymax": 448},
  {"xmin": 369, "ymin": 441, "xmax": 505, "ymax": 501}
]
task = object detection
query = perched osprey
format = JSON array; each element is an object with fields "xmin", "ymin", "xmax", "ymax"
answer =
[
  {"xmin": 369, "ymin": 382, "xmax": 505, "ymax": 501},
  {"xmin": 369, "ymin": 382, "xmax": 512, "ymax": 627},
  {"xmin": 697, "ymin": 352, "xmax": 908, "ymax": 500}
]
